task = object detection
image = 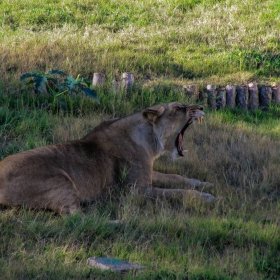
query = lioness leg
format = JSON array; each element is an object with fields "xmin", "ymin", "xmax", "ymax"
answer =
[
  {"xmin": 6, "ymin": 174, "xmax": 81, "ymax": 214},
  {"xmin": 37, "ymin": 174, "xmax": 81, "ymax": 214},
  {"xmin": 152, "ymin": 171, "xmax": 213, "ymax": 189},
  {"xmin": 144, "ymin": 186, "xmax": 214, "ymax": 203}
]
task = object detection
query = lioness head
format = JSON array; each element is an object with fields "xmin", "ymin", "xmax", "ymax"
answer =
[{"xmin": 142, "ymin": 102, "xmax": 204, "ymax": 158}]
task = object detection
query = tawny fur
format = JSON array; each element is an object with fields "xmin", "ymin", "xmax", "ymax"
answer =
[{"xmin": 0, "ymin": 102, "xmax": 214, "ymax": 214}]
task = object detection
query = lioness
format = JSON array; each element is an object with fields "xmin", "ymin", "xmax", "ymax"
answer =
[{"xmin": 0, "ymin": 102, "xmax": 214, "ymax": 214}]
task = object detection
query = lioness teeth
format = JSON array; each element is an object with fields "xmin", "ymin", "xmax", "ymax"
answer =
[{"xmin": 197, "ymin": 116, "xmax": 203, "ymax": 124}]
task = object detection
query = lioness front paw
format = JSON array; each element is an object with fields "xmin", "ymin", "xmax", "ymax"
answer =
[
  {"xmin": 200, "ymin": 182, "xmax": 214, "ymax": 189},
  {"xmin": 190, "ymin": 179, "xmax": 202, "ymax": 187},
  {"xmin": 188, "ymin": 179, "xmax": 214, "ymax": 189},
  {"xmin": 200, "ymin": 192, "xmax": 215, "ymax": 203}
]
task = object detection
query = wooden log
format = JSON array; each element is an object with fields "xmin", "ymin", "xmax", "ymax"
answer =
[
  {"xmin": 272, "ymin": 82, "xmax": 280, "ymax": 104},
  {"xmin": 236, "ymin": 86, "xmax": 248, "ymax": 109},
  {"xmin": 121, "ymin": 73, "xmax": 134, "ymax": 93},
  {"xmin": 183, "ymin": 84, "xmax": 200, "ymax": 101},
  {"xmin": 111, "ymin": 79, "xmax": 120, "ymax": 94},
  {"xmin": 206, "ymin": 85, "xmax": 217, "ymax": 109},
  {"xmin": 199, "ymin": 90, "xmax": 208, "ymax": 107},
  {"xmin": 92, "ymin": 73, "xmax": 103, "ymax": 87},
  {"xmin": 216, "ymin": 87, "xmax": 226, "ymax": 110},
  {"xmin": 259, "ymin": 85, "xmax": 272, "ymax": 110},
  {"xmin": 248, "ymin": 82, "xmax": 259, "ymax": 110},
  {"xmin": 225, "ymin": 85, "xmax": 236, "ymax": 108}
]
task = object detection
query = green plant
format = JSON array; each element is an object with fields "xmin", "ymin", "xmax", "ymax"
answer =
[{"xmin": 20, "ymin": 70, "xmax": 98, "ymax": 112}]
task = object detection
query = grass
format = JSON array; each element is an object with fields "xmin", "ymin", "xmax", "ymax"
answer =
[
  {"xmin": 1, "ymin": 87, "xmax": 280, "ymax": 279},
  {"xmin": 1, "ymin": 0, "xmax": 280, "ymax": 279},
  {"xmin": 1, "ymin": 0, "xmax": 280, "ymax": 87}
]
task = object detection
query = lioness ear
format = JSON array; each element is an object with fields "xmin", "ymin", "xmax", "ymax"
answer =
[
  {"xmin": 168, "ymin": 102, "xmax": 188, "ymax": 113},
  {"xmin": 142, "ymin": 105, "xmax": 165, "ymax": 123}
]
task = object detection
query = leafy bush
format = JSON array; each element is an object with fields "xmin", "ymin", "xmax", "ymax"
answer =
[{"xmin": 20, "ymin": 70, "xmax": 98, "ymax": 113}]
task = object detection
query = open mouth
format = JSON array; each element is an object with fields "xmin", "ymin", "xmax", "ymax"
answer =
[{"xmin": 176, "ymin": 115, "xmax": 203, "ymax": 156}]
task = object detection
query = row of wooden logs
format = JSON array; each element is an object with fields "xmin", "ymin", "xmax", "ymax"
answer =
[
  {"xmin": 92, "ymin": 73, "xmax": 280, "ymax": 110},
  {"xmin": 184, "ymin": 83, "xmax": 280, "ymax": 110},
  {"xmin": 93, "ymin": 72, "xmax": 134, "ymax": 94}
]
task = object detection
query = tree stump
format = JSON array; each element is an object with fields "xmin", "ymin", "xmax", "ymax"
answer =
[
  {"xmin": 236, "ymin": 86, "xmax": 248, "ymax": 109},
  {"xmin": 248, "ymin": 82, "xmax": 259, "ymax": 110},
  {"xmin": 92, "ymin": 73, "xmax": 103, "ymax": 87},
  {"xmin": 183, "ymin": 84, "xmax": 200, "ymax": 101},
  {"xmin": 272, "ymin": 82, "xmax": 280, "ymax": 104},
  {"xmin": 259, "ymin": 85, "xmax": 272, "ymax": 110},
  {"xmin": 206, "ymin": 85, "xmax": 217, "ymax": 109},
  {"xmin": 225, "ymin": 85, "xmax": 236, "ymax": 108},
  {"xmin": 216, "ymin": 87, "xmax": 226, "ymax": 110},
  {"xmin": 121, "ymin": 73, "xmax": 134, "ymax": 94}
]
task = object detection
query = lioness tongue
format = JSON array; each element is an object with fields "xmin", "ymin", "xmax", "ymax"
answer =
[{"xmin": 178, "ymin": 133, "xmax": 183, "ymax": 155}]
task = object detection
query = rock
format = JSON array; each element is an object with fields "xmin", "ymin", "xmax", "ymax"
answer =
[{"xmin": 87, "ymin": 257, "xmax": 145, "ymax": 272}]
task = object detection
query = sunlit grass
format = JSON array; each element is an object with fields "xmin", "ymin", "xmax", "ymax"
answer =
[{"xmin": 1, "ymin": 0, "xmax": 280, "ymax": 89}]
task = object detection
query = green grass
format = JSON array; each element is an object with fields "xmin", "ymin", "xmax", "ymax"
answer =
[
  {"xmin": 1, "ymin": 0, "xmax": 280, "ymax": 279},
  {"xmin": 1, "ymin": 0, "xmax": 280, "ymax": 87},
  {"xmin": 1, "ymin": 88, "xmax": 280, "ymax": 279}
]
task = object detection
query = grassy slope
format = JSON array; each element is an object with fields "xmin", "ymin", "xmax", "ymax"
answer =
[
  {"xmin": 1, "ymin": 0, "xmax": 280, "ymax": 279},
  {"xmin": 1, "ymin": 0, "xmax": 280, "ymax": 88}
]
